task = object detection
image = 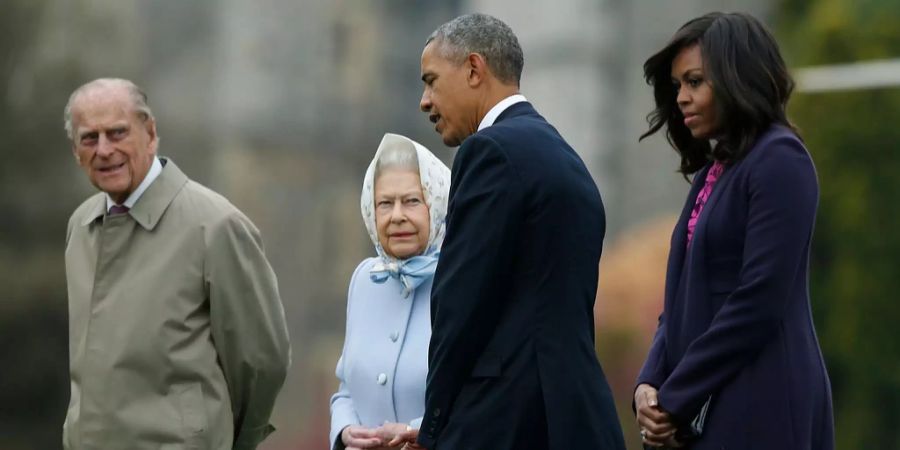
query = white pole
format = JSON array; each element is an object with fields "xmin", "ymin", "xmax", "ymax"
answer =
[{"xmin": 795, "ymin": 58, "xmax": 900, "ymax": 93}]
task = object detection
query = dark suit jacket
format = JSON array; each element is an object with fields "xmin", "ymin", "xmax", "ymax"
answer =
[
  {"xmin": 637, "ymin": 125, "xmax": 835, "ymax": 450},
  {"xmin": 418, "ymin": 102, "xmax": 625, "ymax": 450}
]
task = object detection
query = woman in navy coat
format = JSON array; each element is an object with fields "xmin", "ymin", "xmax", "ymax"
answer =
[{"xmin": 634, "ymin": 12, "xmax": 834, "ymax": 450}]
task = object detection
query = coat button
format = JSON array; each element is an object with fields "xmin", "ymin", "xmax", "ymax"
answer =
[
  {"xmin": 433, "ymin": 408, "xmax": 441, "ymax": 417},
  {"xmin": 377, "ymin": 373, "xmax": 388, "ymax": 385},
  {"xmin": 390, "ymin": 331, "xmax": 399, "ymax": 342}
]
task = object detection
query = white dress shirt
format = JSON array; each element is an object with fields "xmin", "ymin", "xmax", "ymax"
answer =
[{"xmin": 106, "ymin": 156, "xmax": 163, "ymax": 212}]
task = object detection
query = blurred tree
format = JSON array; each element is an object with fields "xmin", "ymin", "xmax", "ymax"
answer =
[
  {"xmin": 0, "ymin": 1, "xmax": 84, "ymax": 448},
  {"xmin": 777, "ymin": 0, "xmax": 900, "ymax": 447},
  {"xmin": 594, "ymin": 216, "xmax": 676, "ymax": 450}
]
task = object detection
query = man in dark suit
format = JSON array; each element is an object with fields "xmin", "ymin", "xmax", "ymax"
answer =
[{"xmin": 410, "ymin": 13, "xmax": 625, "ymax": 450}]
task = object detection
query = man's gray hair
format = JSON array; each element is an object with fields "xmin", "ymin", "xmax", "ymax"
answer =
[
  {"xmin": 63, "ymin": 78, "xmax": 155, "ymax": 141},
  {"xmin": 426, "ymin": 13, "xmax": 524, "ymax": 85},
  {"xmin": 375, "ymin": 141, "xmax": 420, "ymax": 180}
]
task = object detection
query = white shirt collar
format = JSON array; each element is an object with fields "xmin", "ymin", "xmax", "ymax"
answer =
[
  {"xmin": 477, "ymin": 94, "xmax": 527, "ymax": 131},
  {"xmin": 106, "ymin": 156, "xmax": 163, "ymax": 212}
]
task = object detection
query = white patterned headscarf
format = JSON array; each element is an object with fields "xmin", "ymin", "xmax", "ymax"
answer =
[{"xmin": 361, "ymin": 133, "xmax": 451, "ymax": 296}]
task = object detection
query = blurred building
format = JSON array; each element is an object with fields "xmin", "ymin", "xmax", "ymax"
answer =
[
  {"xmin": 10, "ymin": 1, "xmax": 784, "ymax": 448},
  {"xmin": 469, "ymin": 0, "xmax": 773, "ymax": 237}
]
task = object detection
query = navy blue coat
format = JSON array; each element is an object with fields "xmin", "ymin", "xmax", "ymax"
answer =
[
  {"xmin": 418, "ymin": 102, "xmax": 625, "ymax": 450},
  {"xmin": 637, "ymin": 125, "xmax": 835, "ymax": 450}
]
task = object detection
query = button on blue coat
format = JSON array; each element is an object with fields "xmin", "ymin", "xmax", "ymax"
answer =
[{"xmin": 330, "ymin": 258, "xmax": 431, "ymax": 448}]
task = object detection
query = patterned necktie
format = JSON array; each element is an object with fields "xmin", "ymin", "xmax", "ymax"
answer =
[{"xmin": 109, "ymin": 204, "xmax": 130, "ymax": 215}]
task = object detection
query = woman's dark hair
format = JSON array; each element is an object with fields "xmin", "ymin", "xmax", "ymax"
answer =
[{"xmin": 640, "ymin": 12, "xmax": 796, "ymax": 176}]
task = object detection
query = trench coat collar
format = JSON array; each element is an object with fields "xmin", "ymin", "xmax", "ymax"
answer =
[{"xmin": 79, "ymin": 157, "xmax": 188, "ymax": 230}]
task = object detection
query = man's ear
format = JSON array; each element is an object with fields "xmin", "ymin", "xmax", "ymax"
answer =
[
  {"xmin": 145, "ymin": 118, "xmax": 159, "ymax": 154},
  {"xmin": 466, "ymin": 53, "xmax": 489, "ymax": 88}
]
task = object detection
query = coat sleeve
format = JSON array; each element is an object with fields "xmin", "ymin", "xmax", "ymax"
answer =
[
  {"xmin": 329, "ymin": 261, "xmax": 368, "ymax": 450},
  {"xmin": 636, "ymin": 313, "xmax": 668, "ymax": 391},
  {"xmin": 657, "ymin": 137, "xmax": 819, "ymax": 424},
  {"xmin": 206, "ymin": 211, "xmax": 291, "ymax": 450},
  {"xmin": 329, "ymin": 356, "xmax": 356, "ymax": 450},
  {"xmin": 418, "ymin": 134, "xmax": 524, "ymax": 447}
]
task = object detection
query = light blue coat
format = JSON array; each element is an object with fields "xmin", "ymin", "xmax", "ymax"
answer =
[{"xmin": 329, "ymin": 257, "xmax": 431, "ymax": 448}]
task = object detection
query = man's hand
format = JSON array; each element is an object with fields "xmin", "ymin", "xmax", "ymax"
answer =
[{"xmin": 634, "ymin": 383, "xmax": 676, "ymax": 447}]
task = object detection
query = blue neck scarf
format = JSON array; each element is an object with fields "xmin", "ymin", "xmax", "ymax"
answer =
[
  {"xmin": 369, "ymin": 252, "xmax": 440, "ymax": 298},
  {"xmin": 361, "ymin": 134, "xmax": 451, "ymax": 299}
]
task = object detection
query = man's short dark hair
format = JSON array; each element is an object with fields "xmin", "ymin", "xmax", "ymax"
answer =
[{"xmin": 426, "ymin": 13, "xmax": 524, "ymax": 86}]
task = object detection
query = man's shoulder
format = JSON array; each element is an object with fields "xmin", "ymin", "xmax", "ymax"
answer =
[
  {"xmin": 168, "ymin": 178, "xmax": 260, "ymax": 235},
  {"xmin": 177, "ymin": 179, "xmax": 242, "ymax": 216},
  {"xmin": 476, "ymin": 108, "xmax": 558, "ymax": 150},
  {"xmin": 480, "ymin": 114, "xmax": 544, "ymax": 140},
  {"xmin": 467, "ymin": 113, "xmax": 566, "ymax": 167}
]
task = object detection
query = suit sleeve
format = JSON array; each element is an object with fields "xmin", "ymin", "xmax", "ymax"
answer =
[
  {"xmin": 418, "ymin": 135, "xmax": 524, "ymax": 447},
  {"xmin": 657, "ymin": 138, "xmax": 819, "ymax": 423},
  {"xmin": 329, "ymin": 262, "xmax": 367, "ymax": 450},
  {"xmin": 206, "ymin": 211, "xmax": 291, "ymax": 450}
]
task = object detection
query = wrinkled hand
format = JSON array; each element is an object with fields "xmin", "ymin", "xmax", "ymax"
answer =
[
  {"xmin": 634, "ymin": 383, "xmax": 677, "ymax": 447},
  {"xmin": 341, "ymin": 425, "xmax": 382, "ymax": 450},
  {"xmin": 380, "ymin": 422, "xmax": 424, "ymax": 449},
  {"xmin": 375, "ymin": 422, "xmax": 410, "ymax": 444}
]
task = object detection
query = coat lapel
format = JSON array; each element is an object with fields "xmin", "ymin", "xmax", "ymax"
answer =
[
  {"xmin": 688, "ymin": 161, "xmax": 739, "ymax": 265},
  {"xmin": 665, "ymin": 165, "xmax": 710, "ymax": 307},
  {"xmin": 77, "ymin": 157, "xmax": 189, "ymax": 231},
  {"xmin": 79, "ymin": 194, "xmax": 108, "ymax": 227}
]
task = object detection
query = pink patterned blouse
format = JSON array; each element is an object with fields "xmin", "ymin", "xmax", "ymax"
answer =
[{"xmin": 686, "ymin": 161, "xmax": 725, "ymax": 247}]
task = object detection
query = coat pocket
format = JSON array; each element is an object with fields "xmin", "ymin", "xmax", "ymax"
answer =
[{"xmin": 176, "ymin": 382, "xmax": 208, "ymax": 446}]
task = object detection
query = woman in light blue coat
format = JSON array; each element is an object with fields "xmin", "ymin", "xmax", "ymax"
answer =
[{"xmin": 330, "ymin": 133, "xmax": 450, "ymax": 450}]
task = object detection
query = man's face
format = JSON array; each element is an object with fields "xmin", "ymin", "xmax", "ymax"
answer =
[
  {"xmin": 70, "ymin": 87, "xmax": 157, "ymax": 204},
  {"xmin": 420, "ymin": 41, "xmax": 477, "ymax": 147}
]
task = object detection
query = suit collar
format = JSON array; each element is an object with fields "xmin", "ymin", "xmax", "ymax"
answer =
[
  {"xmin": 79, "ymin": 157, "xmax": 188, "ymax": 230},
  {"xmin": 493, "ymin": 101, "xmax": 538, "ymax": 124},
  {"xmin": 478, "ymin": 94, "xmax": 528, "ymax": 131}
]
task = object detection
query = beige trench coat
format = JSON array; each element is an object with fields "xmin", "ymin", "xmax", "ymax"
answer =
[{"xmin": 63, "ymin": 158, "xmax": 290, "ymax": 450}]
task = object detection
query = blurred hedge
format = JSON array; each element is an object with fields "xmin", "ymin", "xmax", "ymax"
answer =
[{"xmin": 778, "ymin": 0, "xmax": 900, "ymax": 447}]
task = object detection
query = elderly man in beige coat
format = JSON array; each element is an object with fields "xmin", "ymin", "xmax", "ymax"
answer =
[{"xmin": 62, "ymin": 78, "xmax": 291, "ymax": 450}]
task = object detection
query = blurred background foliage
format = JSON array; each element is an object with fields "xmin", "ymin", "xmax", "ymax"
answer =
[
  {"xmin": 1, "ymin": 1, "xmax": 82, "ymax": 449},
  {"xmin": 778, "ymin": 0, "xmax": 900, "ymax": 447},
  {"xmin": 0, "ymin": 0, "xmax": 897, "ymax": 449}
]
